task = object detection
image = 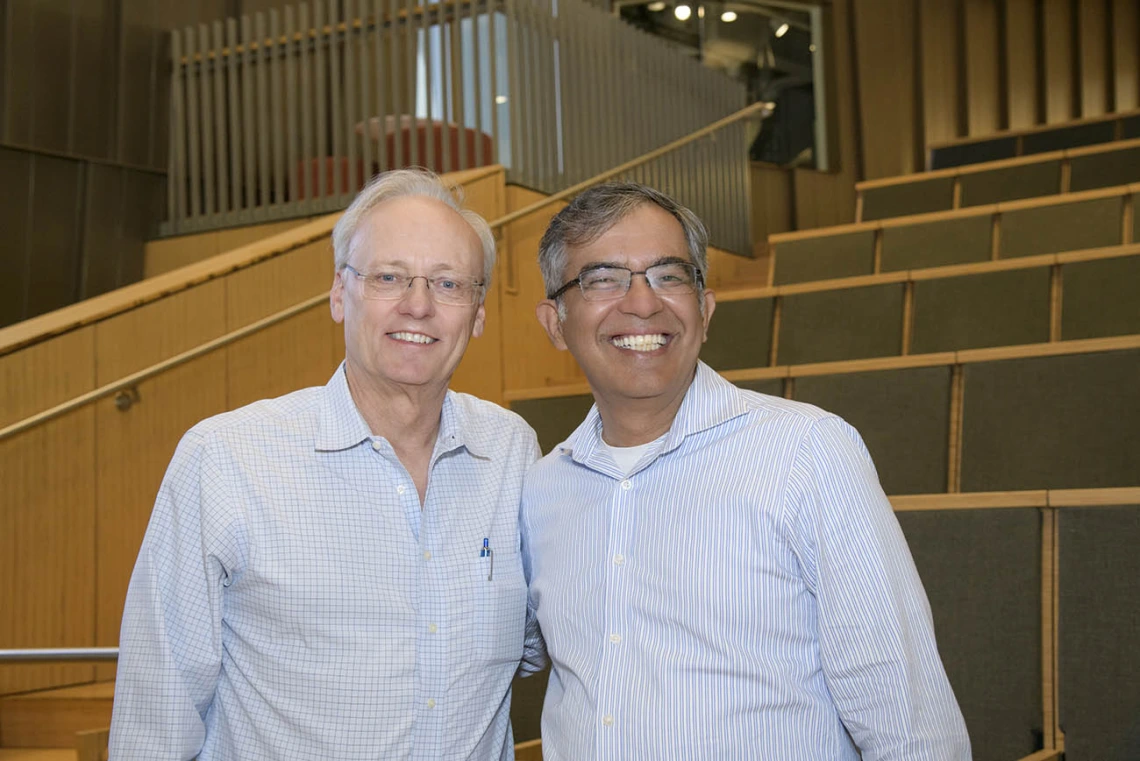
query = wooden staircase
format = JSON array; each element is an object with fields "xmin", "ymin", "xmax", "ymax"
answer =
[{"xmin": 0, "ymin": 683, "xmax": 112, "ymax": 760}]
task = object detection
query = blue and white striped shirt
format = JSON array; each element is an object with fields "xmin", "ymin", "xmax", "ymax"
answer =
[
  {"xmin": 110, "ymin": 364, "xmax": 540, "ymax": 761},
  {"xmin": 520, "ymin": 362, "xmax": 970, "ymax": 760}
]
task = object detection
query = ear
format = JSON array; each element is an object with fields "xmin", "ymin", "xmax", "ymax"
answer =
[
  {"xmin": 330, "ymin": 270, "xmax": 346, "ymax": 324},
  {"xmin": 471, "ymin": 303, "xmax": 486, "ymax": 339},
  {"xmin": 536, "ymin": 299, "xmax": 568, "ymax": 350},
  {"xmin": 700, "ymin": 289, "xmax": 716, "ymax": 341}
]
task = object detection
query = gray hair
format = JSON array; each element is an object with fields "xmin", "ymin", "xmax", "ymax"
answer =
[
  {"xmin": 332, "ymin": 168, "xmax": 497, "ymax": 291},
  {"xmin": 537, "ymin": 182, "xmax": 709, "ymax": 298}
]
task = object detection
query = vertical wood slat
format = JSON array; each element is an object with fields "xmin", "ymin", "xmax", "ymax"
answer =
[
  {"xmin": 169, "ymin": 31, "xmax": 186, "ymax": 225},
  {"xmin": 241, "ymin": 15, "xmax": 257, "ymax": 212},
  {"xmin": 284, "ymin": 7, "xmax": 300, "ymax": 208},
  {"xmin": 506, "ymin": 0, "xmax": 522, "ymax": 181},
  {"xmin": 920, "ymin": 0, "xmax": 962, "ymax": 148},
  {"xmin": 532, "ymin": 0, "xmax": 549, "ymax": 191},
  {"xmin": 421, "ymin": 0, "xmax": 435, "ymax": 174},
  {"xmin": 299, "ymin": 3, "xmax": 313, "ymax": 203},
  {"xmin": 439, "ymin": 6, "xmax": 452, "ymax": 174},
  {"xmin": 1112, "ymin": 0, "xmax": 1139, "ymax": 111},
  {"xmin": 468, "ymin": 0, "xmax": 482, "ymax": 168},
  {"xmin": 226, "ymin": 18, "xmax": 244, "ymax": 213},
  {"xmin": 357, "ymin": 0, "xmax": 373, "ymax": 186},
  {"xmin": 184, "ymin": 29, "xmax": 202, "ymax": 219},
  {"xmin": 328, "ymin": 0, "xmax": 344, "ymax": 202},
  {"xmin": 255, "ymin": 13, "xmax": 271, "ymax": 210},
  {"xmin": 1040, "ymin": 507, "xmax": 1058, "ymax": 751},
  {"xmin": 964, "ymin": 0, "xmax": 1000, "ymax": 135},
  {"xmin": 344, "ymin": 1, "xmax": 359, "ymax": 194},
  {"xmin": 314, "ymin": 2, "xmax": 327, "ymax": 198},
  {"xmin": 406, "ymin": 0, "xmax": 419, "ymax": 171},
  {"xmin": 372, "ymin": 0, "xmax": 389, "ymax": 174},
  {"xmin": 1005, "ymin": 0, "xmax": 1038, "ymax": 129},
  {"xmin": 1042, "ymin": 0, "xmax": 1075, "ymax": 124},
  {"xmin": 197, "ymin": 25, "xmax": 216, "ymax": 217},
  {"xmin": 389, "ymin": 0, "xmax": 404, "ymax": 169},
  {"xmin": 1077, "ymin": 0, "xmax": 1108, "ymax": 117},
  {"xmin": 212, "ymin": 22, "xmax": 230, "ymax": 216},
  {"xmin": 449, "ymin": 0, "xmax": 462, "ymax": 171},
  {"xmin": 487, "ymin": 0, "xmax": 499, "ymax": 165},
  {"xmin": 270, "ymin": 10, "xmax": 285, "ymax": 208}
]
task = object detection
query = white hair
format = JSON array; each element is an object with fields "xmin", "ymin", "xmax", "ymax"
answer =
[{"xmin": 332, "ymin": 168, "xmax": 497, "ymax": 290}]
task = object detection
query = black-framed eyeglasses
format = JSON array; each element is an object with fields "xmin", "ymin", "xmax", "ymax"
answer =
[
  {"xmin": 342, "ymin": 264, "xmax": 485, "ymax": 306},
  {"xmin": 548, "ymin": 261, "xmax": 703, "ymax": 302}
]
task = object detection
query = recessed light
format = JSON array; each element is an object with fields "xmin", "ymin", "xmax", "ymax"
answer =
[
  {"xmin": 720, "ymin": 10, "xmax": 736, "ymax": 22},
  {"xmin": 775, "ymin": 21, "xmax": 789, "ymax": 37},
  {"xmin": 648, "ymin": 1, "xmax": 666, "ymax": 10},
  {"xmin": 674, "ymin": 4, "xmax": 692, "ymax": 20}
]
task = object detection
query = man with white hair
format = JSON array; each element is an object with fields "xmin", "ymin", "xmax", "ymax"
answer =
[{"xmin": 111, "ymin": 169, "xmax": 539, "ymax": 760}]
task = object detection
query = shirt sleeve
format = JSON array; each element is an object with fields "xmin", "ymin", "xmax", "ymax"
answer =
[
  {"xmin": 784, "ymin": 416, "xmax": 972, "ymax": 761},
  {"xmin": 108, "ymin": 429, "xmax": 244, "ymax": 761},
  {"xmin": 518, "ymin": 432, "xmax": 549, "ymax": 677}
]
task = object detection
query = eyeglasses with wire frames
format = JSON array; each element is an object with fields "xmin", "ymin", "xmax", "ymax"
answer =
[
  {"xmin": 547, "ymin": 260, "xmax": 704, "ymax": 302},
  {"xmin": 341, "ymin": 264, "xmax": 485, "ymax": 306}
]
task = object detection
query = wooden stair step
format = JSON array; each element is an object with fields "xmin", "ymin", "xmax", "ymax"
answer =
[{"xmin": 0, "ymin": 683, "xmax": 112, "ymax": 749}]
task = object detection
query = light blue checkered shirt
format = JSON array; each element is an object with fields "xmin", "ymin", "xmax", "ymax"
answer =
[
  {"xmin": 521, "ymin": 362, "xmax": 971, "ymax": 761},
  {"xmin": 110, "ymin": 364, "xmax": 540, "ymax": 760}
]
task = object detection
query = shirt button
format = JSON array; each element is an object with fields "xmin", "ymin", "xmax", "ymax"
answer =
[
  {"xmin": 620, "ymin": 479, "xmax": 632, "ymax": 490},
  {"xmin": 397, "ymin": 484, "xmax": 407, "ymax": 495},
  {"xmin": 428, "ymin": 623, "xmax": 438, "ymax": 634},
  {"xmin": 613, "ymin": 554, "xmax": 626, "ymax": 565},
  {"xmin": 602, "ymin": 714, "xmax": 614, "ymax": 727},
  {"xmin": 371, "ymin": 440, "xmax": 382, "ymax": 451},
  {"xmin": 427, "ymin": 698, "xmax": 436, "ymax": 709},
  {"xmin": 609, "ymin": 633, "xmax": 621, "ymax": 644},
  {"xmin": 422, "ymin": 550, "xmax": 431, "ymax": 561}
]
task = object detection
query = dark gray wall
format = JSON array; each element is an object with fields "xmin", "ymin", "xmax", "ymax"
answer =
[{"xmin": 0, "ymin": 0, "xmax": 301, "ymax": 328}]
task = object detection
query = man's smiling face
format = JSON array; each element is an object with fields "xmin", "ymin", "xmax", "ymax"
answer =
[
  {"xmin": 331, "ymin": 195, "xmax": 486, "ymax": 394},
  {"xmin": 537, "ymin": 202, "xmax": 715, "ymax": 409}
]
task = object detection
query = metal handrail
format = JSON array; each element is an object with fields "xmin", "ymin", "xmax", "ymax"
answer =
[
  {"xmin": 0, "ymin": 100, "xmax": 769, "ymax": 448},
  {"xmin": 0, "ymin": 647, "xmax": 120, "ymax": 663}
]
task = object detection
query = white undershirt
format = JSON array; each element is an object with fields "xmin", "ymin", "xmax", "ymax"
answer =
[{"xmin": 601, "ymin": 435, "xmax": 665, "ymax": 475}]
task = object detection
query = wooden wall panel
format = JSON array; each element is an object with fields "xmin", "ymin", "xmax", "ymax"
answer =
[
  {"xmin": 853, "ymin": 0, "xmax": 920, "ymax": 179},
  {"xmin": 500, "ymin": 186, "xmax": 581, "ymax": 392},
  {"xmin": 1042, "ymin": 0, "xmax": 1076, "ymax": 123},
  {"xmin": 1005, "ymin": 0, "xmax": 1040, "ymax": 129},
  {"xmin": 449, "ymin": 172, "xmax": 507, "ymax": 404},
  {"xmin": 965, "ymin": 0, "xmax": 1001, "ymax": 135},
  {"xmin": 750, "ymin": 163, "xmax": 794, "ymax": 256},
  {"xmin": 91, "ymin": 281, "xmax": 229, "ymax": 680},
  {"xmin": 1077, "ymin": 0, "xmax": 1109, "ymax": 117},
  {"xmin": 144, "ymin": 219, "xmax": 315, "ymax": 278},
  {"xmin": 920, "ymin": 0, "xmax": 962, "ymax": 148},
  {"xmin": 224, "ymin": 241, "xmax": 338, "ymax": 409},
  {"xmin": 1112, "ymin": 0, "xmax": 1139, "ymax": 112},
  {"xmin": 0, "ymin": 328, "xmax": 97, "ymax": 695},
  {"xmin": 0, "ymin": 148, "xmax": 33, "ymax": 328}
]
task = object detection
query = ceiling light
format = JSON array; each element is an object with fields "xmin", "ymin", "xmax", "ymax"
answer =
[
  {"xmin": 674, "ymin": 4, "xmax": 691, "ymax": 20},
  {"xmin": 495, "ymin": 95, "xmax": 508, "ymax": 104},
  {"xmin": 697, "ymin": 5, "xmax": 705, "ymax": 18},
  {"xmin": 720, "ymin": 10, "xmax": 736, "ymax": 21},
  {"xmin": 775, "ymin": 21, "xmax": 789, "ymax": 37},
  {"xmin": 647, "ymin": 1, "xmax": 666, "ymax": 10}
]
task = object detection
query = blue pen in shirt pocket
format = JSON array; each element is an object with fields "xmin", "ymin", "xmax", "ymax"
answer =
[{"xmin": 480, "ymin": 537, "xmax": 494, "ymax": 581}]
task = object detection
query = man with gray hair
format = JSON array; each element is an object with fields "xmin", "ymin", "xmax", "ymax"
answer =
[
  {"xmin": 520, "ymin": 182, "xmax": 971, "ymax": 759},
  {"xmin": 111, "ymin": 169, "xmax": 539, "ymax": 760}
]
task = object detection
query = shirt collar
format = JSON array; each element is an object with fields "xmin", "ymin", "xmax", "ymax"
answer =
[
  {"xmin": 315, "ymin": 362, "xmax": 489, "ymax": 459},
  {"xmin": 560, "ymin": 361, "xmax": 750, "ymax": 466}
]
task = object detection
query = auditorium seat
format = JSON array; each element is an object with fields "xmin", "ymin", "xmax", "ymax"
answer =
[
  {"xmin": 958, "ymin": 159, "xmax": 1062, "ymax": 208},
  {"xmin": 999, "ymin": 196, "xmax": 1123, "ymax": 259},
  {"xmin": 701, "ymin": 298, "xmax": 774, "ymax": 370},
  {"xmin": 1060, "ymin": 256, "xmax": 1140, "ymax": 340},
  {"xmin": 776, "ymin": 283, "xmax": 904, "ymax": 365},
  {"xmin": 897, "ymin": 507, "xmax": 1042, "ymax": 761},
  {"xmin": 859, "ymin": 176, "xmax": 955, "ymax": 221},
  {"xmin": 771, "ymin": 229, "xmax": 876, "ymax": 285},
  {"xmin": 960, "ymin": 349, "xmax": 1140, "ymax": 491},
  {"xmin": 1057, "ymin": 504, "xmax": 1140, "ymax": 761},
  {"xmin": 509, "ymin": 394, "xmax": 595, "ymax": 453},
  {"xmin": 879, "ymin": 215, "xmax": 992, "ymax": 271}
]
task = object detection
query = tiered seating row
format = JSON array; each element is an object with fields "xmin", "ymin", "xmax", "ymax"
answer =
[
  {"xmin": 704, "ymin": 246, "xmax": 1140, "ymax": 370},
  {"xmin": 858, "ymin": 138, "xmax": 1140, "ymax": 221},
  {"xmin": 509, "ymin": 338, "xmax": 1140, "ymax": 497},
  {"xmin": 927, "ymin": 109, "xmax": 1140, "ymax": 170},
  {"xmin": 769, "ymin": 184, "xmax": 1138, "ymax": 285}
]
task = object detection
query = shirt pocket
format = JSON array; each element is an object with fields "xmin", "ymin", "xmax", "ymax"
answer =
[{"xmin": 476, "ymin": 549, "xmax": 527, "ymax": 664}]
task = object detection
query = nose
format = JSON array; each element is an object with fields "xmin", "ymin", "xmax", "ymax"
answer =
[
  {"xmin": 397, "ymin": 276, "xmax": 435, "ymax": 318},
  {"xmin": 619, "ymin": 272, "xmax": 663, "ymax": 318}
]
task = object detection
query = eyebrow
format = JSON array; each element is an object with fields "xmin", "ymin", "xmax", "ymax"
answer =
[{"xmin": 576, "ymin": 255, "xmax": 691, "ymax": 272}]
